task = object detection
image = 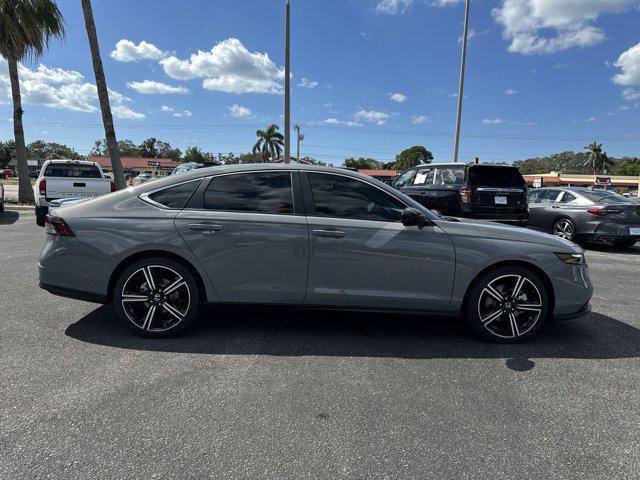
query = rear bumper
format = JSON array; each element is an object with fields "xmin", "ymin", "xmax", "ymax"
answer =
[
  {"xmin": 463, "ymin": 213, "xmax": 528, "ymax": 227},
  {"xmin": 582, "ymin": 223, "xmax": 640, "ymax": 242},
  {"xmin": 554, "ymin": 303, "xmax": 591, "ymax": 321},
  {"xmin": 39, "ymin": 281, "xmax": 108, "ymax": 304}
]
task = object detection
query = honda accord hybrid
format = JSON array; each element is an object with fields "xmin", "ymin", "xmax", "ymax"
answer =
[{"xmin": 39, "ymin": 164, "xmax": 593, "ymax": 342}]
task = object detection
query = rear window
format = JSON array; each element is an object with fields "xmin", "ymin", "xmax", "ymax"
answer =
[
  {"xmin": 468, "ymin": 166, "xmax": 525, "ymax": 188},
  {"xmin": 148, "ymin": 180, "xmax": 201, "ymax": 209},
  {"xmin": 580, "ymin": 190, "xmax": 633, "ymax": 204},
  {"xmin": 44, "ymin": 163, "xmax": 102, "ymax": 178}
]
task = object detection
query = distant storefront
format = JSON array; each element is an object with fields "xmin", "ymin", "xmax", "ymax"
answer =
[
  {"xmin": 88, "ymin": 156, "xmax": 180, "ymax": 177},
  {"xmin": 523, "ymin": 172, "xmax": 640, "ymax": 195},
  {"xmin": 358, "ymin": 169, "xmax": 398, "ymax": 184}
]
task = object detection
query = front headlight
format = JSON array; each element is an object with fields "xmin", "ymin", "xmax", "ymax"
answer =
[{"xmin": 555, "ymin": 252, "xmax": 585, "ymax": 265}]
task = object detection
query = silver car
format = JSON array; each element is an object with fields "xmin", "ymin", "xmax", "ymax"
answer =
[
  {"xmin": 528, "ymin": 187, "xmax": 640, "ymax": 248},
  {"xmin": 39, "ymin": 164, "xmax": 593, "ymax": 342}
]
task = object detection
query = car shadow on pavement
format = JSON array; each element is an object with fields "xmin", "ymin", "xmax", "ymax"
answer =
[
  {"xmin": 66, "ymin": 305, "xmax": 640, "ymax": 371},
  {"xmin": 0, "ymin": 210, "xmax": 20, "ymax": 225}
]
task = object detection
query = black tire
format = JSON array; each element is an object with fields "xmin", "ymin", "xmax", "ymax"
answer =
[
  {"xmin": 551, "ymin": 217, "xmax": 577, "ymax": 242},
  {"xmin": 465, "ymin": 266, "xmax": 550, "ymax": 343},
  {"xmin": 113, "ymin": 257, "xmax": 201, "ymax": 338},
  {"xmin": 0, "ymin": 201, "xmax": 4, "ymax": 213},
  {"xmin": 611, "ymin": 239, "xmax": 637, "ymax": 249},
  {"xmin": 35, "ymin": 205, "xmax": 48, "ymax": 227}
]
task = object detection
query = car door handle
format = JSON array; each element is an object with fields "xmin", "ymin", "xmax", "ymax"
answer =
[
  {"xmin": 313, "ymin": 229, "xmax": 346, "ymax": 238},
  {"xmin": 187, "ymin": 223, "xmax": 224, "ymax": 234}
]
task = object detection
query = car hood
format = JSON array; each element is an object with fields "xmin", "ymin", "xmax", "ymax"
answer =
[{"xmin": 436, "ymin": 218, "xmax": 581, "ymax": 250}]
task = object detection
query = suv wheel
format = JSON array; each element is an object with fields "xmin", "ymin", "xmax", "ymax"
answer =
[
  {"xmin": 35, "ymin": 205, "xmax": 48, "ymax": 227},
  {"xmin": 466, "ymin": 266, "xmax": 549, "ymax": 343},
  {"xmin": 113, "ymin": 257, "xmax": 201, "ymax": 338},
  {"xmin": 552, "ymin": 218, "xmax": 576, "ymax": 242}
]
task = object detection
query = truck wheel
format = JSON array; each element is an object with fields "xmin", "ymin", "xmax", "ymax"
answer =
[{"xmin": 35, "ymin": 206, "xmax": 48, "ymax": 227}]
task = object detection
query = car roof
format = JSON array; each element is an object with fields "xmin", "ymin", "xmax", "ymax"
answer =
[{"xmin": 43, "ymin": 159, "xmax": 99, "ymax": 166}]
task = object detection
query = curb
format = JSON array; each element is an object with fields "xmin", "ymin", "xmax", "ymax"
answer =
[{"xmin": 4, "ymin": 204, "xmax": 34, "ymax": 211}]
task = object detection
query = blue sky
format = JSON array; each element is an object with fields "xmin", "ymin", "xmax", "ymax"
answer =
[{"xmin": 1, "ymin": 0, "xmax": 640, "ymax": 164}]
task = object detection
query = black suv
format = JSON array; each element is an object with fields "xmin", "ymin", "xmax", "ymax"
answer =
[{"xmin": 391, "ymin": 163, "xmax": 528, "ymax": 226}]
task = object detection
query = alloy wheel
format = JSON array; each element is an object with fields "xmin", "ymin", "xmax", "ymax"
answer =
[
  {"xmin": 120, "ymin": 265, "xmax": 191, "ymax": 332},
  {"xmin": 477, "ymin": 274, "xmax": 543, "ymax": 339},
  {"xmin": 553, "ymin": 219, "xmax": 574, "ymax": 240}
]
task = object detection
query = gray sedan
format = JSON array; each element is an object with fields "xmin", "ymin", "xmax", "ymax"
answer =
[
  {"xmin": 39, "ymin": 164, "xmax": 593, "ymax": 343},
  {"xmin": 528, "ymin": 187, "xmax": 640, "ymax": 248}
]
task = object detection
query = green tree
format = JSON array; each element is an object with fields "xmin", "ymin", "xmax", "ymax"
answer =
[
  {"xmin": 615, "ymin": 157, "xmax": 640, "ymax": 176},
  {"xmin": 343, "ymin": 157, "xmax": 382, "ymax": 169},
  {"xmin": 26, "ymin": 140, "xmax": 82, "ymax": 160},
  {"xmin": 393, "ymin": 146, "xmax": 433, "ymax": 171},
  {"xmin": 252, "ymin": 124, "xmax": 284, "ymax": 163},
  {"xmin": 584, "ymin": 142, "xmax": 607, "ymax": 175},
  {"xmin": 82, "ymin": 0, "xmax": 125, "ymax": 189},
  {"xmin": 138, "ymin": 137, "xmax": 159, "ymax": 158},
  {"xmin": 0, "ymin": 0, "xmax": 65, "ymax": 203},
  {"xmin": 117, "ymin": 139, "xmax": 140, "ymax": 157},
  {"xmin": 0, "ymin": 140, "xmax": 15, "ymax": 168}
]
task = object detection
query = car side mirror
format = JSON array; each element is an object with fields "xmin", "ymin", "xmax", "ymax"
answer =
[{"xmin": 402, "ymin": 207, "xmax": 430, "ymax": 228}]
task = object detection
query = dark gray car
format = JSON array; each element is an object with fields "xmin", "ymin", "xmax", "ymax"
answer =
[
  {"xmin": 528, "ymin": 187, "xmax": 640, "ymax": 248},
  {"xmin": 39, "ymin": 164, "xmax": 593, "ymax": 343}
]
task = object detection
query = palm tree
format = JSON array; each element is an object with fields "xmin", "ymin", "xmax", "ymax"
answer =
[
  {"xmin": 598, "ymin": 152, "xmax": 615, "ymax": 175},
  {"xmin": 81, "ymin": 0, "xmax": 125, "ymax": 189},
  {"xmin": 584, "ymin": 141, "xmax": 603, "ymax": 175},
  {"xmin": 253, "ymin": 124, "xmax": 285, "ymax": 163},
  {"xmin": 0, "ymin": 0, "xmax": 64, "ymax": 204}
]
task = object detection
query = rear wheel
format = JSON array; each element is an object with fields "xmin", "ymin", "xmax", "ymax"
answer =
[
  {"xmin": 552, "ymin": 218, "xmax": 576, "ymax": 242},
  {"xmin": 611, "ymin": 239, "xmax": 637, "ymax": 249},
  {"xmin": 466, "ymin": 266, "xmax": 550, "ymax": 343},
  {"xmin": 35, "ymin": 205, "xmax": 47, "ymax": 227},
  {"xmin": 113, "ymin": 257, "xmax": 201, "ymax": 338}
]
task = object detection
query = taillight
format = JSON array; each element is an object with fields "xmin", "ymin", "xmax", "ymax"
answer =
[
  {"xmin": 39, "ymin": 179, "xmax": 46, "ymax": 195},
  {"xmin": 110, "ymin": 181, "xmax": 117, "ymax": 192},
  {"xmin": 45, "ymin": 215, "xmax": 75, "ymax": 237},
  {"xmin": 587, "ymin": 207, "xmax": 606, "ymax": 216},
  {"xmin": 460, "ymin": 186, "xmax": 472, "ymax": 204}
]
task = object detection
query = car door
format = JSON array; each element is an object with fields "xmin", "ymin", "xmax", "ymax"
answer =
[
  {"xmin": 302, "ymin": 171, "xmax": 456, "ymax": 311},
  {"xmin": 528, "ymin": 189, "xmax": 562, "ymax": 228},
  {"xmin": 174, "ymin": 170, "xmax": 309, "ymax": 304}
]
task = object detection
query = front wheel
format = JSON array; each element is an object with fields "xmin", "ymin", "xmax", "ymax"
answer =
[
  {"xmin": 466, "ymin": 266, "xmax": 550, "ymax": 343},
  {"xmin": 113, "ymin": 257, "xmax": 201, "ymax": 338}
]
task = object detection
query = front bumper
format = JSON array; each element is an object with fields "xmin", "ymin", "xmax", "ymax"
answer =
[{"xmin": 553, "ymin": 302, "xmax": 591, "ymax": 321}]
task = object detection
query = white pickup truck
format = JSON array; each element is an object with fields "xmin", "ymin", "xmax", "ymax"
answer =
[{"xmin": 34, "ymin": 159, "xmax": 115, "ymax": 226}]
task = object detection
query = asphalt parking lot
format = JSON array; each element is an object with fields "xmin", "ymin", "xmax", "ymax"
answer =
[{"xmin": 2, "ymin": 210, "xmax": 640, "ymax": 480}]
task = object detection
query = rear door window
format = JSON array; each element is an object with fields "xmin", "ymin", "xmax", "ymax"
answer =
[
  {"xmin": 44, "ymin": 163, "xmax": 102, "ymax": 178},
  {"xmin": 540, "ymin": 190, "xmax": 562, "ymax": 203},
  {"xmin": 468, "ymin": 166, "xmax": 525, "ymax": 188},
  {"xmin": 558, "ymin": 191, "xmax": 577, "ymax": 204},
  {"xmin": 433, "ymin": 166, "xmax": 466, "ymax": 187},
  {"xmin": 528, "ymin": 190, "xmax": 543, "ymax": 203},
  {"xmin": 203, "ymin": 172, "xmax": 294, "ymax": 215}
]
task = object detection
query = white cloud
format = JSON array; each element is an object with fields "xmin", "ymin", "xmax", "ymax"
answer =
[
  {"xmin": 492, "ymin": 0, "xmax": 639, "ymax": 55},
  {"xmin": 389, "ymin": 92, "xmax": 408, "ymax": 103},
  {"xmin": 228, "ymin": 104, "xmax": 253, "ymax": 118},
  {"xmin": 299, "ymin": 77, "xmax": 319, "ymax": 89},
  {"xmin": 586, "ymin": 116, "xmax": 598, "ymax": 123},
  {"xmin": 376, "ymin": 0, "xmax": 413, "ymax": 14},
  {"xmin": 0, "ymin": 61, "xmax": 144, "ymax": 120},
  {"xmin": 127, "ymin": 80, "xmax": 189, "ymax": 95},
  {"xmin": 161, "ymin": 105, "xmax": 192, "ymax": 118},
  {"xmin": 431, "ymin": 0, "xmax": 463, "ymax": 5},
  {"xmin": 110, "ymin": 39, "xmax": 166, "ymax": 62},
  {"xmin": 612, "ymin": 42, "xmax": 640, "ymax": 86},
  {"xmin": 504, "ymin": 88, "xmax": 519, "ymax": 95},
  {"xmin": 482, "ymin": 118, "xmax": 504, "ymax": 125},
  {"xmin": 355, "ymin": 109, "xmax": 390, "ymax": 125},
  {"xmin": 160, "ymin": 38, "xmax": 284, "ymax": 94},
  {"xmin": 621, "ymin": 88, "xmax": 640, "ymax": 100},
  {"xmin": 411, "ymin": 115, "xmax": 430, "ymax": 124},
  {"xmin": 321, "ymin": 118, "xmax": 362, "ymax": 127}
]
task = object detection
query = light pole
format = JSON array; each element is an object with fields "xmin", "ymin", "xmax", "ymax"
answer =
[
  {"xmin": 453, "ymin": 0, "xmax": 471, "ymax": 163},
  {"xmin": 284, "ymin": 0, "xmax": 291, "ymax": 164},
  {"xmin": 294, "ymin": 124, "xmax": 304, "ymax": 162}
]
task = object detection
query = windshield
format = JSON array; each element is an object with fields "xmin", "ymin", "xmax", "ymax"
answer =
[{"xmin": 467, "ymin": 166, "xmax": 525, "ymax": 188}]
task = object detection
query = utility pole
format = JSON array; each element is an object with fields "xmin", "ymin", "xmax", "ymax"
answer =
[
  {"xmin": 453, "ymin": 0, "xmax": 471, "ymax": 163},
  {"xmin": 294, "ymin": 124, "xmax": 304, "ymax": 162},
  {"xmin": 284, "ymin": 0, "xmax": 291, "ymax": 164}
]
